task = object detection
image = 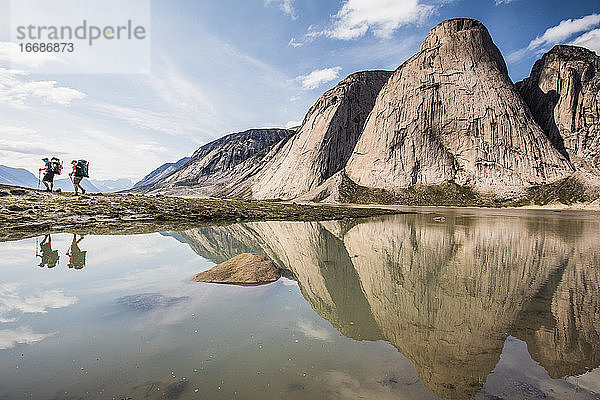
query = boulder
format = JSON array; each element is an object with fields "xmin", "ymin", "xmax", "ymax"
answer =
[{"xmin": 190, "ymin": 253, "xmax": 280, "ymax": 285}]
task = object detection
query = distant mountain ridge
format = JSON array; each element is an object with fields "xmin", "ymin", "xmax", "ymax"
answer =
[
  {"xmin": 133, "ymin": 157, "xmax": 190, "ymax": 189},
  {"xmin": 0, "ymin": 165, "xmax": 39, "ymax": 188},
  {"xmin": 136, "ymin": 18, "xmax": 600, "ymax": 204},
  {"xmin": 91, "ymin": 178, "xmax": 133, "ymax": 192},
  {"xmin": 0, "ymin": 164, "xmax": 100, "ymax": 193},
  {"xmin": 132, "ymin": 128, "xmax": 295, "ymax": 197}
]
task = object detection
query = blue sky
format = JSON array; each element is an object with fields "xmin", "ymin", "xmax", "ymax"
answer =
[{"xmin": 0, "ymin": 0, "xmax": 598, "ymax": 180}]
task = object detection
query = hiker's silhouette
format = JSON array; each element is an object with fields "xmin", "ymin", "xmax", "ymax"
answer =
[
  {"xmin": 37, "ymin": 234, "xmax": 59, "ymax": 268},
  {"xmin": 67, "ymin": 234, "xmax": 87, "ymax": 270}
]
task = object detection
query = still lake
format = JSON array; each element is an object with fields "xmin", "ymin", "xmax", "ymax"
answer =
[{"xmin": 0, "ymin": 210, "xmax": 599, "ymax": 399}]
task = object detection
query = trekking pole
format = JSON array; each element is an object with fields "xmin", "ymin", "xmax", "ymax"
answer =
[{"xmin": 37, "ymin": 170, "xmax": 41, "ymax": 190}]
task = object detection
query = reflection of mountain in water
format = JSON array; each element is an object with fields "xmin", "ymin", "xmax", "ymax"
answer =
[{"xmin": 175, "ymin": 213, "xmax": 600, "ymax": 399}]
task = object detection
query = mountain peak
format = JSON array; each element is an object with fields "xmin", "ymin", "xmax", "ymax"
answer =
[
  {"xmin": 419, "ymin": 18, "xmax": 508, "ymax": 77},
  {"xmin": 546, "ymin": 44, "xmax": 599, "ymax": 60},
  {"xmin": 420, "ymin": 18, "xmax": 487, "ymax": 49},
  {"xmin": 517, "ymin": 44, "xmax": 600, "ymax": 173}
]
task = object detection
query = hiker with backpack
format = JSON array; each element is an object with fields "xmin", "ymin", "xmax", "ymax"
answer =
[
  {"xmin": 69, "ymin": 160, "xmax": 89, "ymax": 195},
  {"xmin": 39, "ymin": 157, "xmax": 62, "ymax": 192}
]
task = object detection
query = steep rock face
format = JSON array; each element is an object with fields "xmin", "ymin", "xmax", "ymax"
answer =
[
  {"xmin": 346, "ymin": 18, "xmax": 573, "ymax": 193},
  {"xmin": 250, "ymin": 71, "xmax": 392, "ymax": 200},
  {"xmin": 133, "ymin": 157, "xmax": 190, "ymax": 189},
  {"xmin": 140, "ymin": 129, "xmax": 294, "ymax": 196},
  {"xmin": 516, "ymin": 45, "xmax": 600, "ymax": 173}
]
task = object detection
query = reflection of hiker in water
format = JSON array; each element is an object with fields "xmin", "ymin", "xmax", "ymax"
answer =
[
  {"xmin": 67, "ymin": 234, "xmax": 87, "ymax": 270},
  {"xmin": 37, "ymin": 234, "xmax": 59, "ymax": 268}
]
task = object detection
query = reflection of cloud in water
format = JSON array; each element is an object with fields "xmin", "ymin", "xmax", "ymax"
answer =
[
  {"xmin": 89, "ymin": 265, "xmax": 175, "ymax": 294},
  {"xmin": 115, "ymin": 292, "xmax": 193, "ymax": 329},
  {"xmin": 0, "ymin": 326, "xmax": 56, "ymax": 350},
  {"xmin": 0, "ymin": 284, "xmax": 78, "ymax": 323},
  {"xmin": 319, "ymin": 370, "xmax": 419, "ymax": 400},
  {"xmin": 297, "ymin": 319, "xmax": 333, "ymax": 342},
  {"xmin": 281, "ymin": 277, "xmax": 299, "ymax": 287},
  {"xmin": 566, "ymin": 367, "xmax": 600, "ymax": 394}
]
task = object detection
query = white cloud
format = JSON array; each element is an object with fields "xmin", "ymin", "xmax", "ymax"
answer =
[
  {"xmin": 265, "ymin": 0, "xmax": 298, "ymax": 20},
  {"xmin": 293, "ymin": 0, "xmax": 432, "ymax": 44},
  {"xmin": 95, "ymin": 103, "xmax": 189, "ymax": 136},
  {"xmin": 0, "ymin": 68, "xmax": 85, "ymax": 108},
  {"xmin": 571, "ymin": 28, "xmax": 600, "ymax": 54},
  {"xmin": 0, "ymin": 126, "xmax": 49, "ymax": 156},
  {"xmin": 0, "ymin": 284, "xmax": 78, "ymax": 323},
  {"xmin": 288, "ymin": 38, "xmax": 303, "ymax": 48},
  {"xmin": 0, "ymin": 42, "xmax": 65, "ymax": 68},
  {"xmin": 0, "ymin": 326, "xmax": 56, "ymax": 350},
  {"xmin": 285, "ymin": 120, "xmax": 302, "ymax": 129},
  {"xmin": 494, "ymin": 0, "xmax": 515, "ymax": 4},
  {"xmin": 508, "ymin": 13, "xmax": 600, "ymax": 62},
  {"xmin": 529, "ymin": 14, "xmax": 600, "ymax": 50},
  {"xmin": 296, "ymin": 67, "xmax": 342, "ymax": 90}
]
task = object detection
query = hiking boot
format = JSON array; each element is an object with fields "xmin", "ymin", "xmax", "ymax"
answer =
[{"xmin": 81, "ymin": 187, "xmax": 86, "ymax": 194}]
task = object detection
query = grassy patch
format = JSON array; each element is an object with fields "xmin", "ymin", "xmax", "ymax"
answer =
[{"xmin": 336, "ymin": 173, "xmax": 596, "ymax": 207}]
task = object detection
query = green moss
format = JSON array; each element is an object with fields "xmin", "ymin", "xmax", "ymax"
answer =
[
  {"xmin": 336, "ymin": 173, "xmax": 596, "ymax": 208},
  {"xmin": 524, "ymin": 176, "xmax": 590, "ymax": 206},
  {"xmin": 337, "ymin": 174, "xmax": 497, "ymax": 206}
]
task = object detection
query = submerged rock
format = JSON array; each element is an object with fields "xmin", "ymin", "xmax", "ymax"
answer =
[
  {"xmin": 116, "ymin": 293, "xmax": 189, "ymax": 312},
  {"xmin": 191, "ymin": 253, "xmax": 280, "ymax": 285}
]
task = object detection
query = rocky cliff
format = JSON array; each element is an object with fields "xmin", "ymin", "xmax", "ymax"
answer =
[
  {"xmin": 517, "ymin": 45, "xmax": 600, "ymax": 174},
  {"xmin": 133, "ymin": 157, "xmax": 190, "ymax": 189},
  {"xmin": 345, "ymin": 18, "xmax": 573, "ymax": 193},
  {"xmin": 138, "ymin": 18, "xmax": 600, "ymax": 204},
  {"xmin": 136, "ymin": 128, "xmax": 294, "ymax": 197},
  {"xmin": 249, "ymin": 71, "xmax": 392, "ymax": 200}
]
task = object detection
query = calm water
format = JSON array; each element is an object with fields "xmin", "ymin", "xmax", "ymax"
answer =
[{"xmin": 0, "ymin": 210, "xmax": 599, "ymax": 400}]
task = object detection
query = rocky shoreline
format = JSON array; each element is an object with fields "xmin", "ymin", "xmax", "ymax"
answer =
[{"xmin": 0, "ymin": 184, "xmax": 400, "ymax": 242}]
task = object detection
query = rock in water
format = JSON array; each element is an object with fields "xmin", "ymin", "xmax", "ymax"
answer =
[
  {"xmin": 251, "ymin": 71, "xmax": 392, "ymax": 200},
  {"xmin": 345, "ymin": 18, "xmax": 573, "ymax": 193},
  {"xmin": 516, "ymin": 45, "xmax": 600, "ymax": 174},
  {"xmin": 190, "ymin": 253, "xmax": 280, "ymax": 285}
]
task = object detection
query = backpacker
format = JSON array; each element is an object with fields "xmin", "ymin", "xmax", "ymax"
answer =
[
  {"xmin": 50, "ymin": 158, "xmax": 62, "ymax": 175},
  {"xmin": 75, "ymin": 160, "xmax": 89, "ymax": 178}
]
